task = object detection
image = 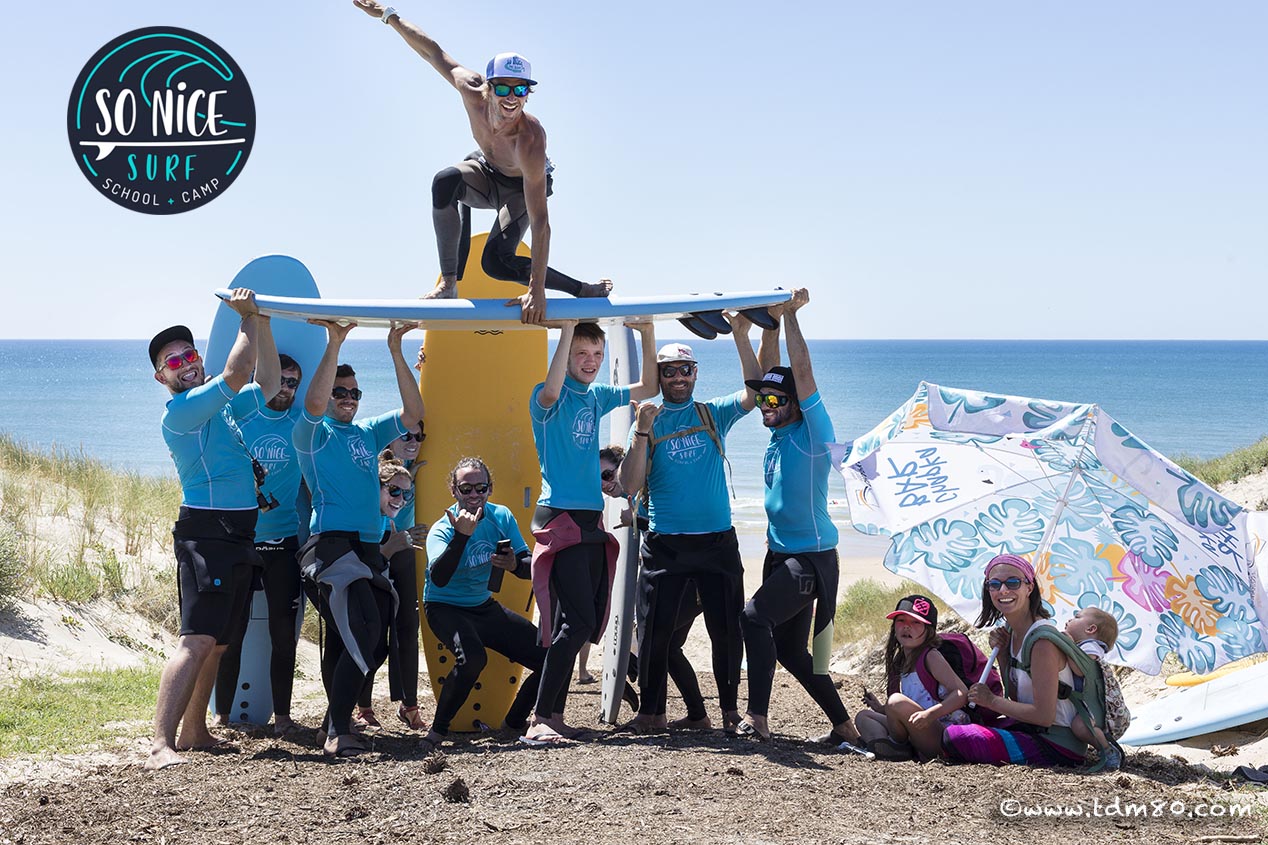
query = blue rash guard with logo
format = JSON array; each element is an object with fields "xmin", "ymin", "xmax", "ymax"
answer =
[
  {"xmin": 762, "ymin": 391, "xmax": 839, "ymax": 554},
  {"xmin": 530, "ymin": 375, "xmax": 629, "ymax": 511},
  {"xmin": 229, "ymin": 383, "xmax": 303, "ymax": 539},
  {"xmin": 424, "ymin": 503, "xmax": 529, "ymax": 607},
  {"xmin": 630, "ymin": 391, "xmax": 749, "ymax": 534},
  {"xmin": 293, "ymin": 409, "xmax": 406, "ymax": 543},
  {"xmin": 161, "ymin": 374, "xmax": 256, "ymax": 510}
]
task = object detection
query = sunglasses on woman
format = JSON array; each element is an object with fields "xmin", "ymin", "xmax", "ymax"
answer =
[
  {"xmin": 383, "ymin": 484, "xmax": 408, "ymax": 498},
  {"xmin": 456, "ymin": 482, "xmax": 491, "ymax": 495},
  {"xmin": 161, "ymin": 349, "xmax": 200, "ymax": 370},
  {"xmin": 492, "ymin": 83, "xmax": 530, "ymax": 98},
  {"xmin": 601, "ymin": 469, "xmax": 616, "ymax": 481},
  {"xmin": 399, "ymin": 430, "xmax": 426, "ymax": 443},
  {"xmin": 755, "ymin": 392, "xmax": 791, "ymax": 409},
  {"xmin": 986, "ymin": 577, "xmax": 1027, "ymax": 592},
  {"xmin": 331, "ymin": 386, "xmax": 363, "ymax": 400},
  {"xmin": 660, "ymin": 363, "xmax": 695, "ymax": 378}
]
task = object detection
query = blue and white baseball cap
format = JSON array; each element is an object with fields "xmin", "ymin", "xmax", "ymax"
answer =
[{"xmin": 486, "ymin": 52, "xmax": 536, "ymax": 85}]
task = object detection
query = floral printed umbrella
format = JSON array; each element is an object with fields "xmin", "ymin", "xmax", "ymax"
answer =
[{"xmin": 837, "ymin": 382, "xmax": 1266, "ymax": 675}]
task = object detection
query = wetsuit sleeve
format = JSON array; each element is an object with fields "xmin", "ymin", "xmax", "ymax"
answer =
[
  {"xmin": 592, "ymin": 383, "xmax": 630, "ymax": 418},
  {"xmin": 530, "ymin": 382, "xmax": 557, "ymax": 423},
  {"xmin": 709, "ymin": 390, "xmax": 750, "ymax": 434},
  {"xmin": 366, "ymin": 410, "xmax": 407, "ymax": 450},
  {"xmin": 162, "ymin": 375, "xmax": 237, "ymax": 434},
  {"xmin": 228, "ymin": 382, "xmax": 265, "ymax": 419},
  {"xmin": 800, "ymin": 391, "xmax": 836, "ymax": 445},
  {"xmin": 425, "ymin": 510, "xmax": 468, "ymax": 587}
]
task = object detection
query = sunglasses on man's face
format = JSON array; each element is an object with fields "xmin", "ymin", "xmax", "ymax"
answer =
[
  {"xmin": 660, "ymin": 363, "xmax": 695, "ymax": 379},
  {"xmin": 755, "ymin": 392, "xmax": 791, "ymax": 409},
  {"xmin": 399, "ymin": 431, "xmax": 426, "ymax": 443},
  {"xmin": 384, "ymin": 484, "xmax": 408, "ymax": 498},
  {"xmin": 161, "ymin": 349, "xmax": 200, "ymax": 370},
  {"xmin": 456, "ymin": 482, "xmax": 491, "ymax": 495},
  {"xmin": 492, "ymin": 83, "xmax": 530, "ymax": 98},
  {"xmin": 278, "ymin": 376, "xmax": 300, "ymax": 389},
  {"xmin": 601, "ymin": 469, "xmax": 616, "ymax": 481},
  {"xmin": 331, "ymin": 386, "xmax": 363, "ymax": 400},
  {"xmin": 986, "ymin": 577, "xmax": 1027, "ymax": 592}
]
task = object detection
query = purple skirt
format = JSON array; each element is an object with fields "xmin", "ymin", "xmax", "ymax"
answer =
[{"xmin": 943, "ymin": 721, "xmax": 1085, "ymax": 767}]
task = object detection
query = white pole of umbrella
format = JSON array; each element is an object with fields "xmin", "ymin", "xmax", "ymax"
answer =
[{"xmin": 971, "ymin": 410, "xmax": 1097, "ymax": 705}]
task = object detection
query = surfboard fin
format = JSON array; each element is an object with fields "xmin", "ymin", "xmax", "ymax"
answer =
[
  {"xmin": 691, "ymin": 310, "xmax": 732, "ymax": 335},
  {"xmin": 739, "ymin": 307, "xmax": 779, "ymax": 331},
  {"xmin": 678, "ymin": 316, "xmax": 718, "ymax": 340}
]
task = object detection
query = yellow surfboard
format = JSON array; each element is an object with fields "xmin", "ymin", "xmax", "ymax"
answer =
[
  {"xmin": 416, "ymin": 234, "xmax": 544, "ymax": 731},
  {"xmin": 1164, "ymin": 653, "xmax": 1268, "ymax": 687}
]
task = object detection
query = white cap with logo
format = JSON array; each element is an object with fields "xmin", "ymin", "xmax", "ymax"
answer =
[
  {"xmin": 486, "ymin": 52, "xmax": 536, "ymax": 85},
  {"xmin": 656, "ymin": 343, "xmax": 697, "ymax": 363}
]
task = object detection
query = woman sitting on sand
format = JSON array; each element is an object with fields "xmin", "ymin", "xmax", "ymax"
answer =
[
  {"xmin": 941, "ymin": 554, "xmax": 1088, "ymax": 767},
  {"xmin": 855, "ymin": 594, "xmax": 968, "ymax": 761}
]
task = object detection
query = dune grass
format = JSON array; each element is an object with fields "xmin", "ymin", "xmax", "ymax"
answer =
[
  {"xmin": 0, "ymin": 665, "xmax": 160, "ymax": 757},
  {"xmin": 1174, "ymin": 436, "xmax": 1268, "ymax": 489},
  {"xmin": 833, "ymin": 578, "xmax": 931, "ymax": 646}
]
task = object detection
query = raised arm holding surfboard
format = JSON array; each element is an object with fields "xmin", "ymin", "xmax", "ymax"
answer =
[{"xmin": 353, "ymin": 0, "xmax": 612, "ymax": 325}]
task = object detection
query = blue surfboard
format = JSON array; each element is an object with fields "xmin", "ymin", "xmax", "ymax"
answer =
[{"xmin": 206, "ymin": 254, "xmax": 326, "ymax": 726}]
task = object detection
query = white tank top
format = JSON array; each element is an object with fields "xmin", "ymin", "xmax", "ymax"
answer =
[
  {"xmin": 898, "ymin": 668, "xmax": 970, "ymax": 726},
  {"xmin": 1009, "ymin": 619, "xmax": 1076, "ymax": 729}
]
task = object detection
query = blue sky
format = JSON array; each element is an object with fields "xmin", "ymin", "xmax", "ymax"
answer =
[{"xmin": 1, "ymin": 1, "xmax": 1264, "ymax": 339}]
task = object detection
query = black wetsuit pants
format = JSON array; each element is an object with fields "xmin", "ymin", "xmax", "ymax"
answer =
[
  {"xmin": 306, "ymin": 578, "xmax": 391, "ymax": 736},
  {"xmin": 357, "ymin": 546, "xmax": 421, "ymax": 710},
  {"xmin": 424, "ymin": 598, "xmax": 551, "ymax": 734},
  {"xmin": 741, "ymin": 551, "xmax": 849, "ymax": 724},
  {"xmin": 214, "ymin": 537, "xmax": 303, "ymax": 718}
]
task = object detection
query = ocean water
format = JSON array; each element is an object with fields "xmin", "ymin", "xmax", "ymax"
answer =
[{"xmin": 2, "ymin": 338, "xmax": 1264, "ymax": 558}]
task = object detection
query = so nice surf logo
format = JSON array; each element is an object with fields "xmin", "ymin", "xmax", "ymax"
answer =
[{"xmin": 66, "ymin": 27, "xmax": 255, "ymax": 215}]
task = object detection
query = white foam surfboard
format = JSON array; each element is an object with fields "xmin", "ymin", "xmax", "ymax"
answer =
[
  {"xmin": 599, "ymin": 327, "xmax": 640, "ymax": 724},
  {"xmin": 1119, "ymin": 658, "xmax": 1268, "ymax": 746},
  {"xmin": 213, "ymin": 289, "xmax": 790, "ymax": 331}
]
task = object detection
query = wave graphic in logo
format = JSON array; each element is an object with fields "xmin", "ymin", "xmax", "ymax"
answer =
[{"xmin": 66, "ymin": 27, "xmax": 255, "ymax": 214}]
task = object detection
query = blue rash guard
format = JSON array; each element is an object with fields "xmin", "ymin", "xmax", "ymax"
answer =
[
  {"xmin": 229, "ymin": 384, "xmax": 303, "ymax": 539},
  {"xmin": 630, "ymin": 391, "xmax": 750, "ymax": 534},
  {"xmin": 530, "ymin": 375, "xmax": 629, "ymax": 511},
  {"xmin": 424, "ymin": 503, "xmax": 529, "ymax": 607},
  {"xmin": 161, "ymin": 374, "xmax": 256, "ymax": 510},
  {"xmin": 762, "ymin": 391, "xmax": 839, "ymax": 554},
  {"xmin": 293, "ymin": 409, "xmax": 406, "ymax": 543}
]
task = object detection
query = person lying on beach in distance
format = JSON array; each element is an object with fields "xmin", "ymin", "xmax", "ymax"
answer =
[
  {"xmin": 421, "ymin": 456, "xmax": 546, "ymax": 753},
  {"xmin": 617, "ymin": 319, "xmax": 764, "ymax": 736},
  {"xmin": 521, "ymin": 320, "xmax": 658, "ymax": 745},
  {"xmin": 145, "ymin": 289, "xmax": 277, "ymax": 770},
  {"xmin": 735, "ymin": 289, "xmax": 869, "ymax": 754},
  {"xmin": 854, "ymin": 595, "xmax": 970, "ymax": 761},
  {"xmin": 942, "ymin": 554, "xmax": 1090, "ymax": 767},
  {"xmin": 352, "ymin": 1, "xmax": 614, "ymax": 324},
  {"xmin": 213, "ymin": 352, "xmax": 308, "ymax": 737},
  {"xmin": 293, "ymin": 320, "xmax": 425, "ymax": 757},
  {"xmin": 355, "ymin": 418, "xmax": 431, "ymax": 732}
]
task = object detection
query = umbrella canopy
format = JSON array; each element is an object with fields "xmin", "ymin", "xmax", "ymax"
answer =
[{"xmin": 838, "ymin": 382, "xmax": 1266, "ymax": 675}]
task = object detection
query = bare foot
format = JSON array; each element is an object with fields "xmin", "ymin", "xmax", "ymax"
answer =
[
  {"xmin": 539, "ymin": 715, "xmax": 582, "ymax": 739},
  {"xmin": 668, "ymin": 716, "xmax": 713, "ymax": 730},
  {"xmin": 420, "ymin": 279, "xmax": 457, "ymax": 300},
  {"xmin": 273, "ymin": 716, "xmax": 297, "ymax": 737},
  {"xmin": 578, "ymin": 279, "xmax": 613, "ymax": 298},
  {"xmin": 144, "ymin": 746, "xmax": 188, "ymax": 771},
  {"xmin": 175, "ymin": 727, "xmax": 224, "ymax": 751}
]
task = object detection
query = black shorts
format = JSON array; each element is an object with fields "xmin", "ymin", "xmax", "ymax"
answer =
[{"xmin": 173, "ymin": 507, "xmax": 259, "ymax": 642}]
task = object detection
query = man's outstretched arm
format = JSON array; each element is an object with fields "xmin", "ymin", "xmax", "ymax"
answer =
[
  {"xmin": 782, "ymin": 288, "xmax": 818, "ymax": 401},
  {"xmin": 353, "ymin": 1, "xmax": 483, "ymax": 93}
]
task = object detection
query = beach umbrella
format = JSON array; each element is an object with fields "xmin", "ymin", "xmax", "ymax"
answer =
[{"xmin": 835, "ymin": 381, "xmax": 1266, "ymax": 676}]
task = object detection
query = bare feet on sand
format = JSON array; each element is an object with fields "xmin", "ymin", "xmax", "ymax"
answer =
[
  {"xmin": 578, "ymin": 279, "xmax": 613, "ymax": 298},
  {"xmin": 175, "ymin": 726, "xmax": 228, "ymax": 751},
  {"xmin": 144, "ymin": 745, "xmax": 188, "ymax": 771},
  {"xmin": 420, "ymin": 279, "xmax": 458, "ymax": 300}
]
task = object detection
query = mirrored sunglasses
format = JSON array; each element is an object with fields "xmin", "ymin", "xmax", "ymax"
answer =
[
  {"xmin": 492, "ymin": 83, "xmax": 530, "ymax": 98},
  {"xmin": 660, "ymin": 363, "xmax": 696, "ymax": 378},
  {"xmin": 986, "ymin": 577, "xmax": 1027, "ymax": 592},
  {"xmin": 162, "ymin": 349, "xmax": 200, "ymax": 370},
  {"xmin": 755, "ymin": 392, "xmax": 790, "ymax": 408}
]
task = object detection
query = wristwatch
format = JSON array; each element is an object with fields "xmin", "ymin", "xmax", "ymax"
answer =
[{"xmin": 381, "ymin": 6, "xmax": 397, "ymax": 23}]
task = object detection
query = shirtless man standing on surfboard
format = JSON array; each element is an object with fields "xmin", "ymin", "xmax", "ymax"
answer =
[{"xmin": 353, "ymin": 1, "xmax": 613, "ymax": 325}]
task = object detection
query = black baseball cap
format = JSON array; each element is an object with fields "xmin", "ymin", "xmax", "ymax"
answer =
[
  {"xmin": 149, "ymin": 325, "xmax": 194, "ymax": 368},
  {"xmin": 745, "ymin": 365, "xmax": 797, "ymax": 396},
  {"xmin": 886, "ymin": 595, "xmax": 938, "ymax": 628}
]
